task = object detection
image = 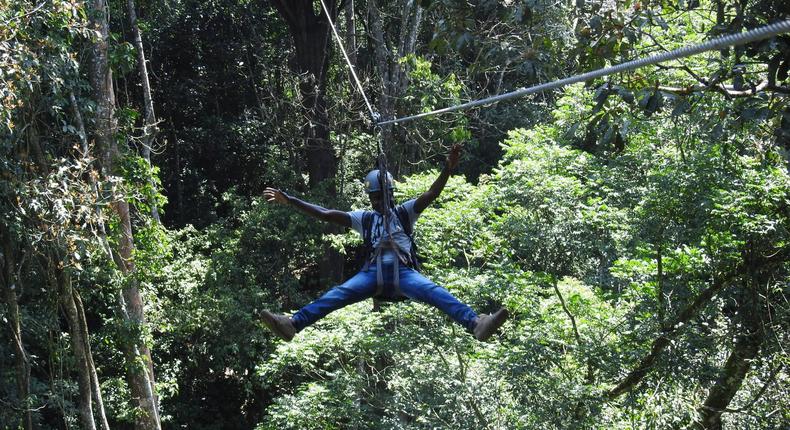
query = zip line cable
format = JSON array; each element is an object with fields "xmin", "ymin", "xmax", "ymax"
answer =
[
  {"xmin": 377, "ymin": 19, "xmax": 790, "ymax": 126},
  {"xmin": 318, "ymin": 0, "xmax": 378, "ymax": 121},
  {"xmin": 319, "ymin": 4, "xmax": 788, "ymax": 129}
]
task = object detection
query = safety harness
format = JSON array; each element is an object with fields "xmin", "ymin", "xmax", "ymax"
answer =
[{"xmin": 360, "ymin": 201, "xmax": 420, "ymax": 300}]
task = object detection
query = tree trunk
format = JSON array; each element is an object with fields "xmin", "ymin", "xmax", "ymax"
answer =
[
  {"xmin": 114, "ymin": 200, "xmax": 162, "ymax": 430},
  {"xmin": 368, "ymin": 0, "xmax": 422, "ymax": 172},
  {"xmin": 695, "ymin": 276, "xmax": 766, "ymax": 429},
  {"xmin": 87, "ymin": 0, "xmax": 160, "ymax": 428},
  {"xmin": 300, "ymin": 75, "xmax": 336, "ymax": 190},
  {"xmin": 55, "ymin": 266, "xmax": 97, "ymax": 430},
  {"xmin": 695, "ymin": 324, "xmax": 763, "ymax": 429},
  {"xmin": 344, "ymin": 0, "xmax": 356, "ymax": 68},
  {"xmin": 126, "ymin": 0, "xmax": 161, "ymax": 223},
  {"xmin": 62, "ymin": 120, "xmax": 114, "ymax": 430},
  {"xmin": 656, "ymin": 242, "xmax": 665, "ymax": 325},
  {"xmin": 73, "ymin": 288, "xmax": 111, "ymax": 430},
  {"xmin": 271, "ymin": 0, "xmax": 344, "ymax": 285},
  {"xmin": 271, "ymin": 0, "xmax": 338, "ymax": 190},
  {"xmin": 0, "ymin": 226, "xmax": 33, "ymax": 430}
]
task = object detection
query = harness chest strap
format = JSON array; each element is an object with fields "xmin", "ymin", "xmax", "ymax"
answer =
[{"xmin": 361, "ymin": 208, "xmax": 417, "ymax": 297}]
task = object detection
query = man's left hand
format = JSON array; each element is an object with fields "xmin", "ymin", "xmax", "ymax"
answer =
[{"xmin": 447, "ymin": 144, "xmax": 462, "ymax": 170}]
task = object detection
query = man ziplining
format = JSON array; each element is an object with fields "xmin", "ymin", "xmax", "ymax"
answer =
[{"xmin": 260, "ymin": 144, "xmax": 509, "ymax": 342}]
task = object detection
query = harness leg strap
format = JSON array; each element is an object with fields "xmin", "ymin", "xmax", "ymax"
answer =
[{"xmin": 375, "ymin": 252, "xmax": 384, "ymax": 296}]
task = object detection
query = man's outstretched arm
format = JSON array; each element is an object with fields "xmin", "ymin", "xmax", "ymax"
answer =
[
  {"xmin": 264, "ymin": 188, "xmax": 352, "ymax": 228},
  {"xmin": 414, "ymin": 144, "xmax": 461, "ymax": 214}
]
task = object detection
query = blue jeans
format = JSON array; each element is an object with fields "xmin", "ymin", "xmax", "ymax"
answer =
[{"xmin": 291, "ymin": 264, "xmax": 478, "ymax": 332}]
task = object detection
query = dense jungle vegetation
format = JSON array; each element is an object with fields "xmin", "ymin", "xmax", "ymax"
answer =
[{"xmin": 2, "ymin": 0, "xmax": 789, "ymax": 428}]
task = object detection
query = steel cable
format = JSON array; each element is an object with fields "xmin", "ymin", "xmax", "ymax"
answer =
[{"xmin": 378, "ymin": 19, "xmax": 790, "ymax": 126}]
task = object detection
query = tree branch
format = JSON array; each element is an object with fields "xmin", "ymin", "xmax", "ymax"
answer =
[
  {"xmin": 643, "ymin": 29, "xmax": 790, "ymax": 97},
  {"xmin": 606, "ymin": 270, "xmax": 737, "ymax": 399},
  {"xmin": 552, "ymin": 278, "xmax": 582, "ymax": 346},
  {"xmin": 657, "ymin": 80, "xmax": 776, "ymax": 97},
  {"xmin": 721, "ymin": 364, "xmax": 784, "ymax": 414}
]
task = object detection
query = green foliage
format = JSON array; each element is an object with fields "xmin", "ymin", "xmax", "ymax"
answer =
[
  {"xmin": 4, "ymin": 0, "xmax": 789, "ymax": 429},
  {"xmin": 252, "ymin": 77, "xmax": 789, "ymax": 428},
  {"xmin": 138, "ymin": 0, "xmax": 295, "ymax": 227},
  {"xmin": 392, "ymin": 55, "xmax": 474, "ymax": 174}
]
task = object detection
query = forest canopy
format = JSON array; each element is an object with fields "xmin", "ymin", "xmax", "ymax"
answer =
[{"xmin": 1, "ymin": 0, "xmax": 789, "ymax": 429}]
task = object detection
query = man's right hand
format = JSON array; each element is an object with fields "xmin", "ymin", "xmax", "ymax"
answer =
[{"xmin": 264, "ymin": 187, "xmax": 289, "ymax": 205}]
